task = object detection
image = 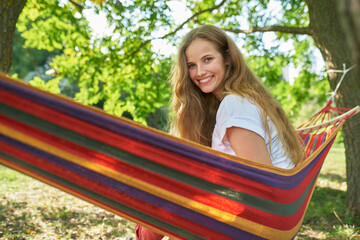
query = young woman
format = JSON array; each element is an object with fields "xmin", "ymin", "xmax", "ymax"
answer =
[
  {"xmin": 170, "ymin": 24, "xmax": 304, "ymax": 168},
  {"xmin": 135, "ymin": 25, "xmax": 304, "ymax": 240}
]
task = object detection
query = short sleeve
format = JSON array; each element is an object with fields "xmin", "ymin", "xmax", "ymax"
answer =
[
  {"xmin": 212, "ymin": 94, "xmax": 294, "ymax": 169},
  {"xmin": 216, "ymin": 95, "xmax": 266, "ymax": 144}
]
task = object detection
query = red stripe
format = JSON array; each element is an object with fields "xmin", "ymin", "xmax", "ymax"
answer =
[
  {"xmin": 305, "ymin": 134, "xmax": 317, "ymax": 157},
  {"xmin": 0, "ymin": 141, "xmax": 231, "ymax": 240},
  {"xmin": 0, "ymin": 114, "xmax": 322, "ymax": 230},
  {"xmin": 0, "ymin": 89, "xmax": 308, "ymax": 203},
  {"xmin": 300, "ymin": 133, "xmax": 309, "ymax": 142},
  {"xmin": 314, "ymin": 132, "xmax": 326, "ymax": 151}
]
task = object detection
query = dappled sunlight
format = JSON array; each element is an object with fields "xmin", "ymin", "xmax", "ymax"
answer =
[
  {"xmin": 191, "ymin": 193, "xmax": 246, "ymax": 216},
  {"xmin": 316, "ymin": 173, "xmax": 347, "ymax": 191},
  {"xmin": 316, "ymin": 146, "xmax": 347, "ymax": 191},
  {"xmin": 0, "ymin": 166, "xmax": 135, "ymax": 239},
  {"xmin": 296, "ymin": 226, "xmax": 329, "ymax": 239}
]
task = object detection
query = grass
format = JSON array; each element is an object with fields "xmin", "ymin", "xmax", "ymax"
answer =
[
  {"xmin": 0, "ymin": 145, "xmax": 359, "ymax": 239},
  {"xmin": 296, "ymin": 145, "xmax": 360, "ymax": 240},
  {"xmin": 0, "ymin": 167, "xmax": 135, "ymax": 239}
]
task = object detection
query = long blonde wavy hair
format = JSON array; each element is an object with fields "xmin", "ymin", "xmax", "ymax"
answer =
[{"xmin": 170, "ymin": 25, "xmax": 304, "ymax": 165}]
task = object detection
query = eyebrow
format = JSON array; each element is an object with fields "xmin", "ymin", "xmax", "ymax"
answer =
[
  {"xmin": 201, "ymin": 53, "xmax": 213, "ymax": 59},
  {"xmin": 187, "ymin": 53, "xmax": 214, "ymax": 63}
]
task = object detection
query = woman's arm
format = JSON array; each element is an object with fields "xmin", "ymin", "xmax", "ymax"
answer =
[{"xmin": 226, "ymin": 126, "xmax": 272, "ymax": 165}]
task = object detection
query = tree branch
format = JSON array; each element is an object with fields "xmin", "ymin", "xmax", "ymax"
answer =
[
  {"xmin": 129, "ymin": 0, "xmax": 227, "ymax": 58},
  {"xmin": 161, "ymin": 0, "xmax": 227, "ymax": 39},
  {"xmin": 223, "ymin": 25, "xmax": 313, "ymax": 36},
  {"xmin": 69, "ymin": 0, "xmax": 84, "ymax": 13}
]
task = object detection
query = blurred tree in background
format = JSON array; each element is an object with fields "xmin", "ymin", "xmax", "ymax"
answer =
[{"xmin": 10, "ymin": 30, "xmax": 62, "ymax": 81}]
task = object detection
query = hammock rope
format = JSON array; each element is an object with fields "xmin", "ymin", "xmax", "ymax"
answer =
[
  {"xmin": 0, "ymin": 74, "xmax": 359, "ymax": 240},
  {"xmin": 326, "ymin": 63, "xmax": 357, "ymax": 102}
]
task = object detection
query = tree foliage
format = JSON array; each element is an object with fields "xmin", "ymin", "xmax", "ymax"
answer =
[
  {"xmin": 14, "ymin": 0, "xmax": 330, "ymax": 128},
  {"xmin": 9, "ymin": 29, "xmax": 62, "ymax": 81},
  {"xmin": 16, "ymin": 0, "xmax": 173, "ymax": 127}
]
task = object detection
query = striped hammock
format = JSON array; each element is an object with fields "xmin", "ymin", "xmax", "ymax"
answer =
[{"xmin": 0, "ymin": 74, "xmax": 359, "ymax": 240}]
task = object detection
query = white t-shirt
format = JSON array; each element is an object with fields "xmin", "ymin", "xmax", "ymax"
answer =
[{"xmin": 211, "ymin": 94, "xmax": 295, "ymax": 169}]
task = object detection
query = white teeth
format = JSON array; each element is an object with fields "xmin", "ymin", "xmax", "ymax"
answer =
[{"xmin": 199, "ymin": 76, "xmax": 211, "ymax": 83}]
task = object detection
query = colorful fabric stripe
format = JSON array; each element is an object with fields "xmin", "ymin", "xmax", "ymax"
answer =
[{"xmin": 0, "ymin": 75, "xmax": 354, "ymax": 239}]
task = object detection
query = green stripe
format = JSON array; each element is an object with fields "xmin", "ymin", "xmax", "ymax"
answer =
[
  {"xmin": 0, "ymin": 150, "xmax": 207, "ymax": 240},
  {"xmin": 310, "ymin": 134, "xmax": 318, "ymax": 155},
  {"xmin": 0, "ymin": 103, "xmax": 316, "ymax": 216}
]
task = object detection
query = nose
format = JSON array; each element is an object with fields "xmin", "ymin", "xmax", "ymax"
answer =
[{"xmin": 197, "ymin": 64, "xmax": 206, "ymax": 77}]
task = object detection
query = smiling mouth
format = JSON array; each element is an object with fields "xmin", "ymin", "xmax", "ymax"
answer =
[{"xmin": 199, "ymin": 76, "xmax": 212, "ymax": 84}]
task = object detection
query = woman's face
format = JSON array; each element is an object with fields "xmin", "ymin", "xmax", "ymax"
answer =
[{"xmin": 185, "ymin": 38, "xmax": 228, "ymax": 100}]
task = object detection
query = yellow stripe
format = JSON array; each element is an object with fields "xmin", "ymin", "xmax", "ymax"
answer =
[{"xmin": 0, "ymin": 123, "xmax": 302, "ymax": 239}]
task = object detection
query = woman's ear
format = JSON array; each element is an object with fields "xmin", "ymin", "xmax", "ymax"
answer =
[
  {"xmin": 225, "ymin": 57, "xmax": 230, "ymax": 66},
  {"xmin": 225, "ymin": 50, "xmax": 230, "ymax": 66}
]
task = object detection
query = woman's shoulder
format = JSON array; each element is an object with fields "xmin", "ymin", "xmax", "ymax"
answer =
[
  {"xmin": 217, "ymin": 94, "xmax": 261, "ymax": 119},
  {"xmin": 222, "ymin": 94, "xmax": 244, "ymax": 102},
  {"xmin": 221, "ymin": 94, "xmax": 256, "ymax": 109}
]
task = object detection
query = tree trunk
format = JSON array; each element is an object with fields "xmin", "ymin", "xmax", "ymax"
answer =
[
  {"xmin": 337, "ymin": 0, "xmax": 360, "ymax": 69},
  {"xmin": 306, "ymin": 0, "xmax": 360, "ymax": 218},
  {"xmin": 0, "ymin": 0, "xmax": 27, "ymax": 73}
]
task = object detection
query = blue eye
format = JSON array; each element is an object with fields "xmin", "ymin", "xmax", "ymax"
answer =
[
  {"xmin": 188, "ymin": 64, "xmax": 195, "ymax": 69},
  {"xmin": 205, "ymin": 57, "xmax": 212, "ymax": 62}
]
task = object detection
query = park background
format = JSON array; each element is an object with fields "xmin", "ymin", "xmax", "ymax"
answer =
[{"xmin": 0, "ymin": 0, "xmax": 360, "ymax": 239}]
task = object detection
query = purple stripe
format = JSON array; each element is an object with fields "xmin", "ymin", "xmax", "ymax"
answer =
[
  {"xmin": 0, "ymin": 78, "xmax": 333, "ymax": 190},
  {"xmin": 303, "ymin": 134, "xmax": 310, "ymax": 148},
  {"xmin": 0, "ymin": 133, "xmax": 267, "ymax": 240}
]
